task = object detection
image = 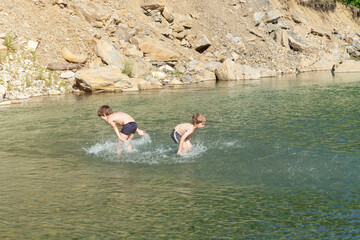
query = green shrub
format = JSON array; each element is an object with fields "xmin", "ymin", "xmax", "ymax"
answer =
[
  {"xmin": 122, "ymin": 60, "xmax": 134, "ymax": 78},
  {"xmin": 299, "ymin": 0, "xmax": 360, "ymax": 11},
  {"xmin": 31, "ymin": 50, "xmax": 37, "ymax": 62},
  {"xmin": 4, "ymin": 30, "xmax": 16, "ymax": 53},
  {"xmin": 343, "ymin": 0, "xmax": 360, "ymax": 8},
  {"xmin": 45, "ymin": 72, "xmax": 53, "ymax": 87},
  {"xmin": 25, "ymin": 74, "xmax": 32, "ymax": 87}
]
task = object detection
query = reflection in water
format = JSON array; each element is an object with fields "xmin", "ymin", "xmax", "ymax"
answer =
[{"xmin": 0, "ymin": 72, "xmax": 360, "ymax": 239}]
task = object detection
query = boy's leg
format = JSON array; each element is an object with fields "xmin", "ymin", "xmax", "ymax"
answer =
[
  {"xmin": 126, "ymin": 133, "xmax": 135, "ymax": 150},
  {"xmin": 118, "ymin": 132, "xmax": 129, "ymax": 142},
  {"xmin": 116, "ymin": 132, "xmax": 129, "ymax": 154},
  {"xmin": 183, "ymin": 141, "xmax": 192, "ymax": 153}
]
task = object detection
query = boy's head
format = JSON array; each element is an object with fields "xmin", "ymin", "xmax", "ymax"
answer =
[
  {"xmin": 192, "ymin": 113, "xmax": 206, "ymax": 128},
  {"xmin": 98, "ymin": 105, "xmax": 113, "ymax": 117}
]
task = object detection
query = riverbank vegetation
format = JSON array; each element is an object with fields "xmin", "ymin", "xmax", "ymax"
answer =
[
  {"xmin": 343, "ymin": 0, "xmax": 360, "ymax": 8},
  {"xmin": 0, "ymin": 31, "xmax": 71, "ymax": 102},
  {"xmin": 299, "ymin": 0, "xmax": 360, "ymax": 12}
]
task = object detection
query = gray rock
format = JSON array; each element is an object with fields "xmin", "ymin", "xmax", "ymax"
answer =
[
  {"xmin": 277, "ymin": 20, "xmax": 290, "ymax": 30},
  {"xmin": 60, "ymin": 71, "xmax": 75, "ymax": 80},
  {"xmin": 68, "ymin": 0, "xmax": 109, "ymax": 27},
  {"xmin": 311, "ymin": 27, "xmax": 331, "ymax": 40},
  {"xmin": 352, "ymin": 40, "xmax": 360, "ymax": 51},
  {"xmin": 162, "ymin": 6, "xmax": 175, "ymax": 23},
  {"xmin": 287, "ymin": 31, "xmax": 309, "ymax": 52},
  {"xmin": 265, "ymin": 9, "xmax": 282, "ymax": 24},
  {"xmin": 141, "ymin": 0, "xmax": 164, "ymax": 11},
  {"xmin": 159, "ymin": 65, "xmax": 175, "ymax": 73},
  {"xmin": 194, "ymin": 37, "xmax": 211, "ymax": 53},
  {"xmin": 253, "ymin": 12, "xmax": 265, "ymax": 25},
  {"xmin": 95, "ymin": 40, "xmax": 122, "ymax": 65},
  {"xmin": 274, "ymin": 29, "xmax": 289, "ymax": 49}
]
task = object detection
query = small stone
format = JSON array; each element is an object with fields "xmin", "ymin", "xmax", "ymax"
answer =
[
  {"xmin": 194, "ymin": 37, "xmax": 211, "ymax": 53},
  {"xmin": 27, "ymin": 40, "xmax": 39, "ymax": 51},
  {"xmin": 60, "ymin": 71, "xmax": 75, "ymax": 79}
]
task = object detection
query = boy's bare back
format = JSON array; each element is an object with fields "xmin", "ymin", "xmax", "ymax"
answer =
[
  {"xmin": 107, "ymin": 112, "xmax": 135, "ymax": 126},
  {"xmin": 174, "ymin": 123, "xmax": 196, "ymax": 136}
]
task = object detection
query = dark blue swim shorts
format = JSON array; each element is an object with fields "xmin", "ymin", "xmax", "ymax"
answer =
[
  {"xmin": 171, "ymin": 129, "xmax": 181, "ymax": 144},
  {"xmin": 121, "ymin": 122, "xmax": 137, "ymax": 135}
]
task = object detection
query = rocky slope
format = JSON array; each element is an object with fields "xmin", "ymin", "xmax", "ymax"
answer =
[{"xmin": 1, "ymin": 0, "xmax": 360, "ymax": 104}]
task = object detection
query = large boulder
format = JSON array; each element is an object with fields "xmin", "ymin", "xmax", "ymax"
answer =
[
  {"xmin": 215, "ymin": 59, "xmax": 262, "ymax": 81},
  {"xmin": 141, "ymin": 0, "xmax": 164, "ymax": 11},
  {"xmin": 75, "ymin": 66, "xmax": 133, "ymax": 92},
  {"xmin": 139, "ymin": 38, "xmax": 180, "ymax": 62},
  {"xmin": 287, "ymin": 31, "xmax": 309, "ymax": 52},
  {"xmin": 215, "ymin": 59, "xmax": 244, "ymax": 81}
]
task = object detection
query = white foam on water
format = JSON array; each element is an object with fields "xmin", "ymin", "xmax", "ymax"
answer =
[
  {"xmin": 85, "ymin": 139, "xmax": 117, "ymax": 155},
  {"xmin": 84, "ymin": 135, "xmax": 209, "ymax": 165},
  {"xmin": 178, "ymin": 141, "xmax": 208, "ymax": 159}
]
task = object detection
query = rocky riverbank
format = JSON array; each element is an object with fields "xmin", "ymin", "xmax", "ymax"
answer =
[{"xmin": 1, "ymin": 0, "xmax": 360, "ymax": 105}]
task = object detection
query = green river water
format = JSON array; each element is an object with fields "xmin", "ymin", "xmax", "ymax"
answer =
[{"xmin": 0, "ymin": 72, "xmax": 359, "ymax": 239}]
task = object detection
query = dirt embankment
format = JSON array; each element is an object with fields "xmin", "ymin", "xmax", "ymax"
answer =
[{"xmin": 1, "ymin": 0, "xmax": 360, "ymax": 103}]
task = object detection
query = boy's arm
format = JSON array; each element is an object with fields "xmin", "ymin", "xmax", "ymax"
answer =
[
  {"xmin": 136, "ymin": 128, "xmax": 146, "ymax": 136},
  {"xmin": 177, "ymin": 130, "xmax": 192, "ymax": 154},
  {"xmin": 109, "ymin": 121, "xmax": 122, "ymax": 140},
  {"xmin": 187, "ymin": 132, "xmax": 195, "ymax": 141}
]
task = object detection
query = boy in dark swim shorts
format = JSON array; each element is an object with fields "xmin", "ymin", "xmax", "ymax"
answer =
[
  {"xmin": 98, "ymin": 105, "xmax": 146, "ymax": 152},
  {"xmin": 171, "ymin": 113, "xmax": 206, "ymax": 155}
]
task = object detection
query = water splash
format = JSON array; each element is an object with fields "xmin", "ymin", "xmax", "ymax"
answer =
[{"xmin": 84, "ymin": 134, "xmax": 209, "ymax": 165}]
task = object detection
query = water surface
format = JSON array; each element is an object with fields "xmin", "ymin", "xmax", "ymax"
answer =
[{"xmin": 1, "ymin": 72, "xmax": 359, "ymax": 239}]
